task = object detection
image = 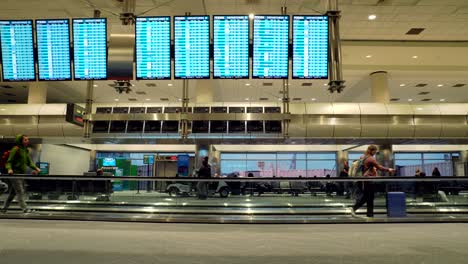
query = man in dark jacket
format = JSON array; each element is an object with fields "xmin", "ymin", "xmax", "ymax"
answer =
[
  {"xmin": 197, "ymin": 157, "xmax": 211, "ymax": 199},
  {"xmin": 2, "ymin": 134, "xmax": 40, "ymax": 213}
]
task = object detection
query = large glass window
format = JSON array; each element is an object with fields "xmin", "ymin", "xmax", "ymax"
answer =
[
  {"xmin": 220, "ymin": 152, "xmax": 337, "ymax": 177},
  {"xmin": 395, "ymin": 152, "xmax": 459, "ymax": 176}
]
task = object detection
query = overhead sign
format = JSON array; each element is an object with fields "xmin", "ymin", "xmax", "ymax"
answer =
[
  {"xmin": 135, "ymin": 17, "xmax": 171, "ymax": 80},
  {"xmin": 66, "ymin": 103, "xmax": 85, "ymax": 127},
  {"xmin": 0, "ymin": 20, "xmax": 36, "ymax": 81}
]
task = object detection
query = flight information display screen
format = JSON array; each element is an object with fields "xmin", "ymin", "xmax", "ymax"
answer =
[
  {"xmin": 72, "ymin": 18, "xmax": 107, "ymax": 80},
  {"xmin": 174, "ymin": 16, "xmax": 210, "ymax": 79},
  {"xmin": 135, "ymin": 16, "xmax": 171, "ymax": 80},
  {"xmin": 0, "ymin": 20, "xmax": 36, "ymax": 81},
  {"xmin": 293, "ymin": 16, "xmax": 328, "ymax": 79},
  {"xmin": 253, "ymin": 15, "xmax": 289, "ymax": 79},
  {"xmin": 213, "ymin": 15, "xmax": 249, "ymax": 79},
  {"xmin": 36, "ymin": 19, "xmax": 72, "ymax": 81}
]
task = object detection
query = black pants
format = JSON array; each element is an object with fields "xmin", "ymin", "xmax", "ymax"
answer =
[{"xmin": 353, "ymin": 182, "xmax": 375, "ymax": 217}]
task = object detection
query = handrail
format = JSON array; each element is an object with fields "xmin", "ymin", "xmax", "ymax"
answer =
[{"xmin": 1, "ymin": 174, "xmax": 468, "ymax": 182}]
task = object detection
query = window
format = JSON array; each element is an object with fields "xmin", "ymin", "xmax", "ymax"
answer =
[
  {"xmin": 395, "ymin": 152, "xmax": 459, "ymax": 176},
  {"xmin": 220, "ymin": 152, "xmax": 337, "ymax": 177}
]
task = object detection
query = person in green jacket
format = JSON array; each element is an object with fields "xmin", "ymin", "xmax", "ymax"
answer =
[{"xmin": 2, "ymin": 134, "xmax": 40, "ymax": 213}]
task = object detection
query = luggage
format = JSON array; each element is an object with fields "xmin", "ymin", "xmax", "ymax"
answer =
[{"xmin": 386, "ymin": 192, "xmax": 406, "ymax": 217}]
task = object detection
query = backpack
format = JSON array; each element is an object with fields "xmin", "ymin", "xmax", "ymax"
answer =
[
  {"xmin": 0, "ymin": 146, "xmax": 19, "ymax": 172},
  {"xmin": 349, "ymin": 156, "xmax": 370, "ymax": 177}
]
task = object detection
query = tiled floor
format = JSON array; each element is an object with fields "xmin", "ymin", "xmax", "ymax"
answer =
[{"xmin": 0, "ymin": 220, "xmax": 467, "ymax": 264}]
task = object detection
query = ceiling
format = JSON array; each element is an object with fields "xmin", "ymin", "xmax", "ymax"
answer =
[{"xmin": 0, "ymin": 0, "xmax": 468, "ymax": 104}]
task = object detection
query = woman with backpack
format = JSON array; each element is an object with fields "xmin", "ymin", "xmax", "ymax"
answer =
[
  {"xmin": 1, "ymin": 134, "xmax": 41, "ymax": 214},
  {"xmin": 350, "ymin": 145, "xmax": 395, "ymax": 218}
]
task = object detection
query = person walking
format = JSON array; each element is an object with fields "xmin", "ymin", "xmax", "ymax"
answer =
[
  {"xmin": 196, "ymin": 156, "xmax": 211, "ymax": 200},
  {"xmin": 2, "ymin": 134, "xmax": 40, "ymax": 213},
  {"xmin": 350, "ymin": 145, "xmax": 394, "ymax": 218}
]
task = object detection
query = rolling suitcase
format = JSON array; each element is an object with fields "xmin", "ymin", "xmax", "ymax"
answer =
[{"xmin": 386, "ymin": 192, "xmax": 406, "ymax": 217}]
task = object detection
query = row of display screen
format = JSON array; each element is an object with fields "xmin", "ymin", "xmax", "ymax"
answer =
[{"xmin": 0, "ymin": 15, "xmax": 328, "ymax": 82}]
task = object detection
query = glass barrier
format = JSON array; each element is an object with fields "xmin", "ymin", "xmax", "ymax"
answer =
[{"xmin": 0, "ymin": 175, "xmax": 467, "ymax": 222}]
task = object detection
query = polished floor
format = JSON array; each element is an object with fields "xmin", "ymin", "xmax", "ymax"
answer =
[{"xmin": 0, "ymin": 220, "xmax": 467, "ymax": 264}]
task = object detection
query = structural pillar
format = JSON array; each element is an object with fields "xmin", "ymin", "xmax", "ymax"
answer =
[
  {"xmin": 370, "ymin": 71, "xmax": 390, "ymax": 103},
  {"xmin": 337, "ymin": 150, "xmax": 348, "ymax": 175},
  {"xmin": 195, "ymin": 80, "xmax": 214, "ymax": 103},
  {"xmin": 376, "ymin": 144, "xmax": 394, "ymax": 176},
  {"xmin": 27, "ymin": 82, "xmax": 47, "ymax": 104}
]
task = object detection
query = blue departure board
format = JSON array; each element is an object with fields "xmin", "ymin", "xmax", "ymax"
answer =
[
  {"xmin": 72, "ymin": 18, "xmax": 107, "ymax": 80},
  {"xmin": 36, "ymin": 19, "xmax": 72, "ymax": 81},
  {"xmin": 213, "ymin": 15, "xmax": 249, "ymax": 79},
  {"xmin": 0, "ymin": 20, "xmax": 35, "ymax": 81},
  {"xmin": 293, "ymin": 16, "xmax": 328, "ymax": 79},
  {"xmin": 253, "ymin": 15, "xmax": 289, "ymax": 79},
  {"xmin": 174, "ymin": 16, "xmax": 210, "ymax": 79},
  {"xmin": 135, "ymin": 17, "xmax": 171, "ymax": 80}
]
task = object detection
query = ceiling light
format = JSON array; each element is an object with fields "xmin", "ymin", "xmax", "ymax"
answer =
[
  {"xmin": 0, "ymin": 108, "xmax": 5, "ymax": 111},
  {"xmin": 93, "ymin": 84, "xmax": 98, "ymax": 87},
  {"xmin": 168, "ymin": 83, "xmax": 173, "ymax": 86},
  {"xmin": 245, "ymin": 98, "xmax": 249, "ymax": 101},
  {"xmin": 437, "ymin": 84, "xmax": 444, "ymax": 87},
  {"xmin": 145, "ymin": 99, "xmax": 151, "ymax": 101},
  {"xmin": 368, "ymin": 14, "xmax": 377, "ymax": 20},
  {"xmin": 278, "ymin": 98, "xmax": 282, "ymax": 101},
  {"xmin": 324, "ymin": 83, "xmax": 328, "ymax": 86},
  {"xmin": 245, "ymin": 83, "xmax": 251, "ymax": 86},
  {"xmin": 366, "ymin": 55, "xmax": 372, "ymax": 58},
  {"xmin": 412, "ymin": 56, "xmax": 418, "ymax": 59},
  {"xmin": 114, "ymin": 99, "xmax": 119, "ymax": 102},
  {"xmin": 416, "ymin": 107, "xmax": 423, "ymax": 111},
  {"xmin": 311, "ymin": 98, "xmax": 317, "ymax": 101},
  {"xmin": 408, "ymin": 99, "xmax": 413, "ymax": 102},
  {"xmin": 249, "ymin": 14, "xmax": 255, "ymax": 19},
  {"xmin": 178, "ymin": 98, "xmax": 182, "ymax": 101},
  {"xmin": 440, "ymin": 99, "xmax": 446, "ymax": 102},
  {"xmin": 400, "ymin": 84, "xmax": 406, "ymax": 87}
]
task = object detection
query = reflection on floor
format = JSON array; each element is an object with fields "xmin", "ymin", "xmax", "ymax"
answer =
[{"xmin": 0, "ymin": 220, "xmax": 467, "ymax": 264}]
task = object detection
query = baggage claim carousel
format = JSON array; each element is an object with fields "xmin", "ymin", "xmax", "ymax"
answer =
[{"xmin": 1, "ymin": 175, "xmax": 468, "ymax": 224}]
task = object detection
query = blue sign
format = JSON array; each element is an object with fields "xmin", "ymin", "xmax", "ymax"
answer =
[
  {"xmin": 293, "ymin": 16, "xmax": 329, "ymax": 79},
  {"xmin": 174, "ymin": 16, "xmax": 210, "ymax": 79},
  {"xmin": 0, "ymin": 20, "xmax": 36, "ymax": 81},
  {"xmin": 213, "ymin": 15, "xmax": 249, "ymax": 79},
  {"xmin": 253, "ymin": 15, "xmax": 289, "ymax": 79},
  {"xmin": 177, "ymin": 154, "xmax": 190, "ymax": 177},
  {"xmin": 36, "ymin": 19, "xmax": 72, "ymax": 81},
  {"xmin": 73, "ymin": 18, "xmax": 107, "ymax": 80},
  {"xmin": 135, "ymin": 17, "xmax": 171, "ymax": 80}
]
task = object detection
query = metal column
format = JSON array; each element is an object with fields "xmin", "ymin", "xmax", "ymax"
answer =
[
  {"xmin": 83, "ymin": 9, "xmax": 101, "ymax": 138},
  {"xmin": 327, "ymin": 0, "xmax": 345, "ymax": 93}
]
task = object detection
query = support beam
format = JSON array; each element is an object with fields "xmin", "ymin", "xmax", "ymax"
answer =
[
  {"xmin": 27, "ymin": 83, "xmax": 47, "ymax": 104},
  {"xmin": 370, "ymin": 71, "xmax": 390, "ymax": 103}
]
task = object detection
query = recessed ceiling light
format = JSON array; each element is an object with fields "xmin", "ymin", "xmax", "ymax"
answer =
[
  {"xmin": 249, "ymin": 14, "xmax": 255, "ymax": 19},
  {"xmin": 368, "ymin": 14, "xmax": 377, "ymax": 20},
  {"xmin": 0, "ymin": 108, "xmax": 5, "ymax": 111},
  {"xmin": 408, "ymin": 99, "xmax": 413, "ymax": 102},
  {"xmin": 93, "ymin": 84, "xmax": 98, "ymax": 87},
  {"xmin": 412, "ymin": 55, "xmax": 418, "ymax": 59},
  {"xmin": 168, "ymin": 83, "xmax": 173, "ymax": 86},
  {"xmin": 437, "ymin": 84, "xmax": 444, "ymax": 87},
  {"xmin": 311, "ymin": 98, "xmax": 317, "ymax": 101},
  {"xmin": 366, "ymin": 55, "xmax": 372, "ymax": 58},
  {"xmin": 245, "ymin": 98, "xmax": 249, "ymax": 101},
  {"xmin": 278, "ymin": 98, "xmax": 282, "ymax": 101},
  {"xmin": 440, "ymin": 99, "xmax": 446, "ymax": 102},
  {"xmin": 145, "ymin": 98, "xmax": 151, "ymax": 101},
  {"xmin": 114, "ymin": 99, "xmax": 119, "ymax": 101},
  {"xmin": 323, "ymin": 83, "xmax": 328, "ymax": 86},
  {"xmin": 400, "ymin": 84, "xmax": 406, "ymax": 87},
  {"xmin": 416, "ymin": 107, "xmax": 423, "ymax": 111},
  {"xmin": 245, "ymin": 83, "xmax": 251, "ymax": 86}
]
